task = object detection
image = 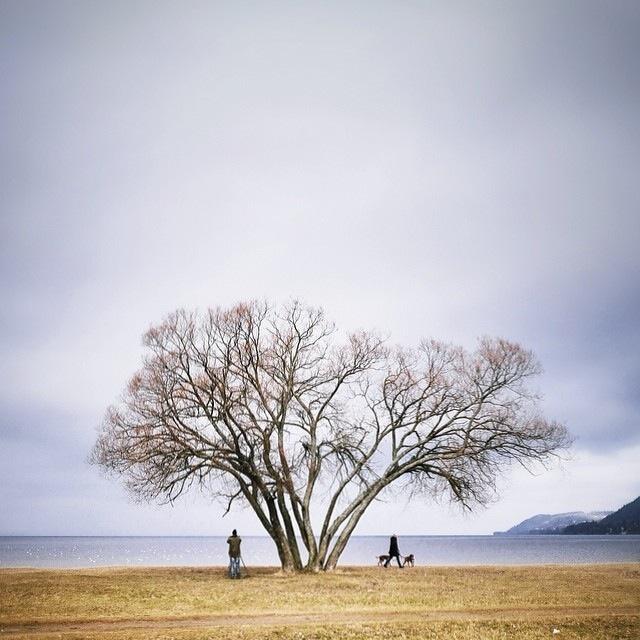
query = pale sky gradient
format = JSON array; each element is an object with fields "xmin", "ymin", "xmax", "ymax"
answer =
[{"xmin": 1, "ymin": 1, "xmax": 639, "ymax": 536}]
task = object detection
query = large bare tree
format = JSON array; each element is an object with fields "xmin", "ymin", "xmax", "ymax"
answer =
[{"xmin": 92, "ymin": 301, "xmax": 569, "ymax": 571}]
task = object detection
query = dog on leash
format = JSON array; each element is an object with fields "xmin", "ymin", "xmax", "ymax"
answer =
[
  {"xmin": 376, "ymin": 554, "xmax": 390, "ymax": 566},
  {"xmin": 402, "ymin": 554, "xmax": 415, "ymax": 567}
]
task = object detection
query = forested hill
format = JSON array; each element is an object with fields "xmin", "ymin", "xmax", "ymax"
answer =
[
  {"xmin": 563, "ymin": 496, "xmax": 640, "ymax": 534},
  {"xmin": 495, "ymin": 511, "xmax": 611, "ymax": 535}
]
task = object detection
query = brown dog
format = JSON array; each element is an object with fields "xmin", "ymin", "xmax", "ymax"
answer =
[
  {"xmin": 376, "ymin": 554, "xmax": 390, "ymax": 566},
  {"xmin": 402, "ymin": 554, "xmax": 415, "ymax": 567}
]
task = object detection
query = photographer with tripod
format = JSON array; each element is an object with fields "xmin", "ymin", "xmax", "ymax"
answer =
[{"xmin": 226, "ymin": 529, "xmax": 242, "ymax": 578}]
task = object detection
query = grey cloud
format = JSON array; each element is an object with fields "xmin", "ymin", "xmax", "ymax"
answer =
[{"xmin": 1, "ymin": 1, "xmax": 639, "ymax": 534}]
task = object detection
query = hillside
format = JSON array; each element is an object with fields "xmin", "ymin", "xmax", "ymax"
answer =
[
  {"xmin": 494, "ymin": 511, "xmax": 611, "ymax": 535},
  {"xmin": 563, "ymin": 496, "xmax": 640, "ymax": 534}
]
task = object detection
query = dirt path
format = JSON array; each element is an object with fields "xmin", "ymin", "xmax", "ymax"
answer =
[{"xmin": 1, "ymin": 606, "xmax": 637, "ymax": 637}]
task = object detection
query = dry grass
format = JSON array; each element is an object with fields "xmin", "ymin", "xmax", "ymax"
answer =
[{"xmin": 1, "ymin": 564, "xmax": 638, "ymax": 639}]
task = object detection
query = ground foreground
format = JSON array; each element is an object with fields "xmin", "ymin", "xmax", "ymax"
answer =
[{"xmin": 0, "ymin": 564, "xmax": 638, "ymax": 639}]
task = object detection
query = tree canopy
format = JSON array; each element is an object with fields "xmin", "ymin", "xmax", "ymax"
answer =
[{"xmin": 92, "ymin": 300, "xmax": 569, "ymax": 571}]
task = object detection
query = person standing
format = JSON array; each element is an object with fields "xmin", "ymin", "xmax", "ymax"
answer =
[
  {"xmin": 227, "ymin": 529, "xmax": 242, "ymax": 578},
  {"xmin": 384, "ymin": 534, "xmax": 403, "ymax": 568}
]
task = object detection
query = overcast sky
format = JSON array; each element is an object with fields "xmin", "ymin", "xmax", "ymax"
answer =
[{"xmin": 1, "ymin": 1, "xmax": 639, "ymax": 537}]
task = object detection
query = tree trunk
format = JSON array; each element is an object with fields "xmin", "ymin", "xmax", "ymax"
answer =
[
  {"xmin": 272, "ymin": 529, "xmax": 296, "ymax": 572},
  {"xmin": 322, "ymin": 490, "xmax": 383, "ymax": 571},
  {"xmin": 264, "ymin": 497, "xmax": 298, "ymax": 572},
  {"xmin": 303, "ymin": 549, "xmax": 322, "ymax": 573},
  {"xmin": 276, "ymin": 493, "xmax": 303, "ymax": 569}
]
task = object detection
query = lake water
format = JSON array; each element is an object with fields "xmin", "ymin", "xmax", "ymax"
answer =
[{"xmin": 1, "ymin": 535, "xmax": 638, "ymax": 568}]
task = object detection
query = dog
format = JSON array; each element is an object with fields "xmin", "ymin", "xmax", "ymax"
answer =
[
  {"xmin": 376, "ymin": 554, "xmax": 390, "ymax": 566},
  {"xmin": 402, "ymin": 554, "xmax": 415, "ymax": 567}
]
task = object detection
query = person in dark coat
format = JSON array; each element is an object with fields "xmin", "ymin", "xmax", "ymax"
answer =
[
  {"xmin": 227, "ymin": 529, "xmax": 242, "ymax": 578},
  {"xmin": 384, "ymin": 534, "xmax": 403, "ymax": 568}
]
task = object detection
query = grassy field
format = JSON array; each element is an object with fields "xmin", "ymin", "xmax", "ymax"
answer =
[{"xmin": 0, "ymin": 564, "xmax": 638, "ymax": 639}]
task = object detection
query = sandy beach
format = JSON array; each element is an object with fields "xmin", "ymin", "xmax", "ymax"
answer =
[{"xmin": 1, "ymin": 564, "xmax": 638, "ymax": 639}]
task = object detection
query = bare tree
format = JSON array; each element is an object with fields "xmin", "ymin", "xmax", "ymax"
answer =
[{"xmin": 91, "ymin": 300, "xmax": 570, "ymax": 572}]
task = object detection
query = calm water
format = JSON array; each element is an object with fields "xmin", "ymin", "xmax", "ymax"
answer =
[{"xmin": 1, "ymin": 535, "xmax": 638, "ymax": 568}]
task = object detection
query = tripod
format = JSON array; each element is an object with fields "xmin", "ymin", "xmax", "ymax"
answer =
[{"xmin": 239, "ymin": 555, "xmax": 250, "ymax": 577}]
